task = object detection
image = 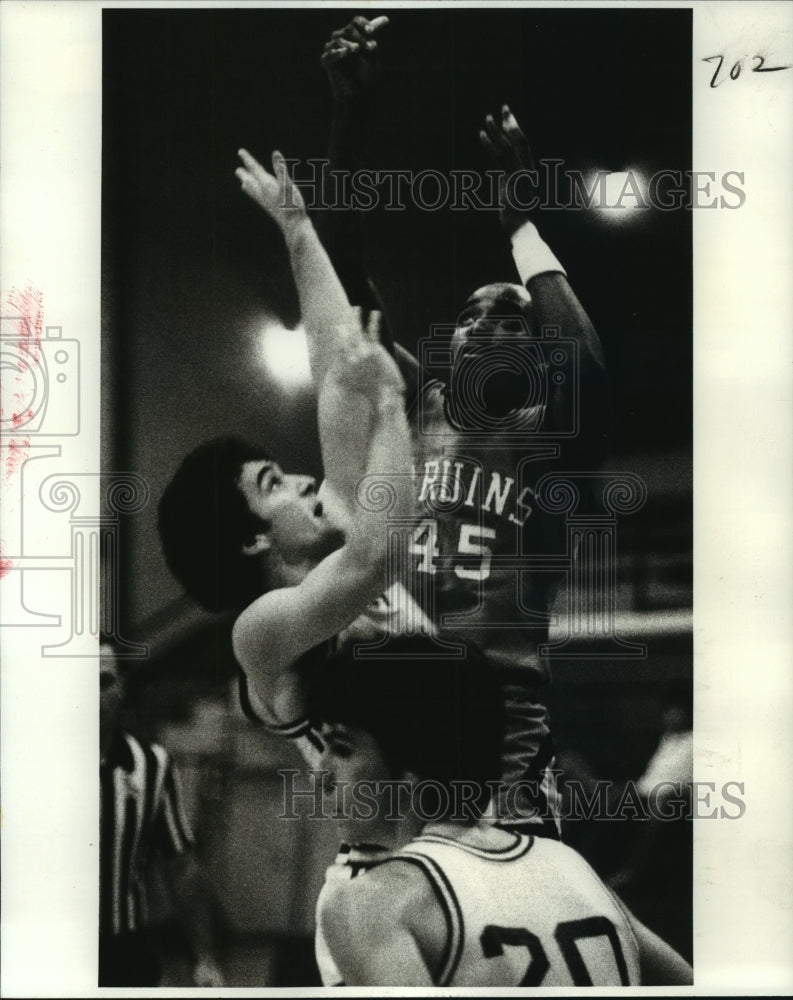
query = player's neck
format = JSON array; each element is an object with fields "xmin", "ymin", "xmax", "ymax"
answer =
[
  {"xmin": 265, "ymin": 552, "xmax": 317, "ymax": 589},
  {"xmin": 420, "ymin": 817, "xmax": 515, "ymax": 848},
  {"xmin": 370, "ymin": 812, "xmax": 424, "ymax": 853}
]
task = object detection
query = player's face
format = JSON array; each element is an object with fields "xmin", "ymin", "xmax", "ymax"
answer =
[
  {"xmin": 237, "ymin": 459, "xmax": 342, "ymax": 565},
  {"xmin": 318, "ymin": 722, "xmax": 401, "ymax": 844},
  {"xmin": 450, "ymin": 283, "xmax": 533, "ymax": 363}
]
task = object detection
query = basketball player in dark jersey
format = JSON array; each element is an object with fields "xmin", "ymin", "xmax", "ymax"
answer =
[{"xmin": 317, "ymin": 16, "xmax": 610, "ymax": 834}]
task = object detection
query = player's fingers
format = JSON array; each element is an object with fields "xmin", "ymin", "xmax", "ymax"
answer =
[
  {"xmin": 321, "ymin": 48, "xmax": 353, "ymax": 67},
  {"xmin": 479, "ymin": 129, "xmax": 501, "ymax": 162},
  {"xmin": 238, "ymin": 147, "xmax": 263, "ymax": 172},
  {"xmin": 321, "ymin": 40, "xmax": 360, "ymax": 69},
  {"xmin": 351, "ymin": 16, "xmax": 375, "ymax": 33},
  {"xmin": 235, "ymin": 168, "xmax": 263, "ymax": 203},
  {"xmin": 501, "ymin": 104, "xmax": 535, "ymax": 169},
  {"xmin": 330, "ymin": 36, "xmax": 360, "ymax": 51},
  {"xmin": 364, "ymin": 310, "xmax": 383, "ymax": 345},
  {"xmin": 347, "ymin": 15, "xmax": 387, "ymax": 42},
  {"xmin": 271, "ymin": 150, "xmax": 292, "ymax": 189},
  {"xmin": 484, "ymin": 114, "xmax": 512, "ymax": 155},
  {"xmin": 324, "ymin": 37, "xmax": 360, "ymax": 58},
  {"xmin": 340, "ymin": 20, "xmax": 369, "ymax": 45},
  {"xmin": 350, "ymin": 304, "xmax": 364, "ymax": 331},
  {"xmin": 238, "ymin": 148, "xmax": 272, "ymax": 186}
]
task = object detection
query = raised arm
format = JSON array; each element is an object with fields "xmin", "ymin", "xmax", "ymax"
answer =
[
  {"xmin": 480, "ymin": 107, "xmax": 611, "ymax": 457},
  {"xmin": 232, "ymin": 334, "xmax": 413, "ymax": 719},
  {"xmin": 236, "ymin": 148, "xmax": 359, "ymax": 392},
  {"xmin": 317, "ymin": 17, "xmax": 423, "ymax": 402},
  {"xmin": 316, "ymin": 15, "xmax": 388, "ymax": 313}
]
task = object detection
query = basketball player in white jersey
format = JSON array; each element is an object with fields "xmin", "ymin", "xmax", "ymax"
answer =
[
  {"xmin": 308, "ymin": 634, "xmax": 693, "ymax": 987},
  {"xmin": 158, "ymin": 150, "xmax": 431, "ymax": 764}
]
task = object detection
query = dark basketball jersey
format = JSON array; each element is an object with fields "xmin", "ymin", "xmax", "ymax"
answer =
[{"xmin": 408, "ymin": 382, "xmax": 570, "ymax": 826}]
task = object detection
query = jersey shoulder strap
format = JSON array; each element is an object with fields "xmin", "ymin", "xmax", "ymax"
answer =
[{"xmin": 376, "ymin": 845, "xmax": 465, "ymax": 986}]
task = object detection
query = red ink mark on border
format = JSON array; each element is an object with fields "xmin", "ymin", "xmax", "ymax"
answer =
[
  {"xmin": 6, "ymin": 284, "xmax": 43, "ymax": 365},
  {"xmin": 3, "ymin": 437, "xmax": 31, "ymax": 482},
  {"xmin": 0, "ymin": 542, "xmax": 14, "ymax": 579},
  {"xmin": 1, "ymin": 284, "xmax": 43, "ymax": 479}
]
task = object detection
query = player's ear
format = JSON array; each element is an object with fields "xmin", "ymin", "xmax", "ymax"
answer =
[{"xmin": 241, "ymin": 530, "xmax": 271, "ymax": 557}]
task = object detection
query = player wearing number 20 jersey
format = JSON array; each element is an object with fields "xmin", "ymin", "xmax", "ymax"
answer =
[
  {"xmin": 319, "ymin": 828, "xmax": 641, "ymax": 987},
  {"xmin": 309, "ymin": 633, "xmax": 692, "ymax": 987}
]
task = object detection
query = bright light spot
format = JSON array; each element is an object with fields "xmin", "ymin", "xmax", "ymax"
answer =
[
  {"xmin": 259, "ymin": 322, "xmax": 312, "ymax": 388},
  {"xmin": 592, "ymin": 169, "xmax": 648, "ymax": 222}
]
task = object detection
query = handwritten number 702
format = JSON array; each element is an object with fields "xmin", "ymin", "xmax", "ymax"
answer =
[{"xmin": 703, "ymin": 54, "xmax": 792, "ymax": 88}]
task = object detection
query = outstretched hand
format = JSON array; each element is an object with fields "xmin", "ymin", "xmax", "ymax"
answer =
[
  {"xmin": 236, "ymin": 148, "xmax": 307, "ymax": 238},
  {"xmin": 321, "ymin": 15, "xmax": 389, "ymax": 105},
  {"xmin": 479, "ymin": 105, "xmax": 538, "ymax": 237},
  {"xmin": 332, "ymin": 309, "xmax": 405, "ymax": 400}
]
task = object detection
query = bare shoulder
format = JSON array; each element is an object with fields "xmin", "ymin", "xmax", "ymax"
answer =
[
  {"xmin": 321, "ymin": 859, "xmax": 433, "ymax": 937},
  {"xmin": 319, "ymin": 861, "xmax": 440, "ymax": 986},
  {"xmin": 318, "ymin": 858, "xmax": 446, "ymax": 972}
]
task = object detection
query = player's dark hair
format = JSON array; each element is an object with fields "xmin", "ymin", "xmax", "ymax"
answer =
[
  {"xmin": 158, "ymin": 436, "xmax": 270, "ymax": 613},
  {"xmin": 307, "ymin": 635, "xmax": 505, "ymax": 819}
]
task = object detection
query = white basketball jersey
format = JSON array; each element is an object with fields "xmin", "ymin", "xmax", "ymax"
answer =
[{"xmin": 380, "ymin": 831, "xmax": 640, "ymax": 987}]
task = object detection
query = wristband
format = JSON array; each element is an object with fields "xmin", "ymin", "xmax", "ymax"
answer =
[{"xmin": 510, "ymin": 221, "xmax": 567, "ymax": 285}]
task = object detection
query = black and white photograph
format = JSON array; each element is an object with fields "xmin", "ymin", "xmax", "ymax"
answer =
[{"xmin": 0, "ymin": 1, "xmax": 791, "ymax": 995}]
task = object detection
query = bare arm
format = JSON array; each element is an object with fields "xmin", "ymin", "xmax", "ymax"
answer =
[
  {"xmin": 236, "ymin": 148, "xmax": 358, "ymax": 392},
  {"xmin": 232, "ymin": 338, "xmax": 413, "ymax": 717},
  {"xmin": 317, "ymin": 15, "xmax": 388, "ymax": 313},
  {"xmin": 628, "ymin": 910, "xmax": 694, "ymax": 986},
  {"xmin": 317, "ymin": 17, "xmax": 421, "ymax": 401},
  {"xmin": 481, "ymin": 107, "xmax": 611, "ymax": 456}
]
